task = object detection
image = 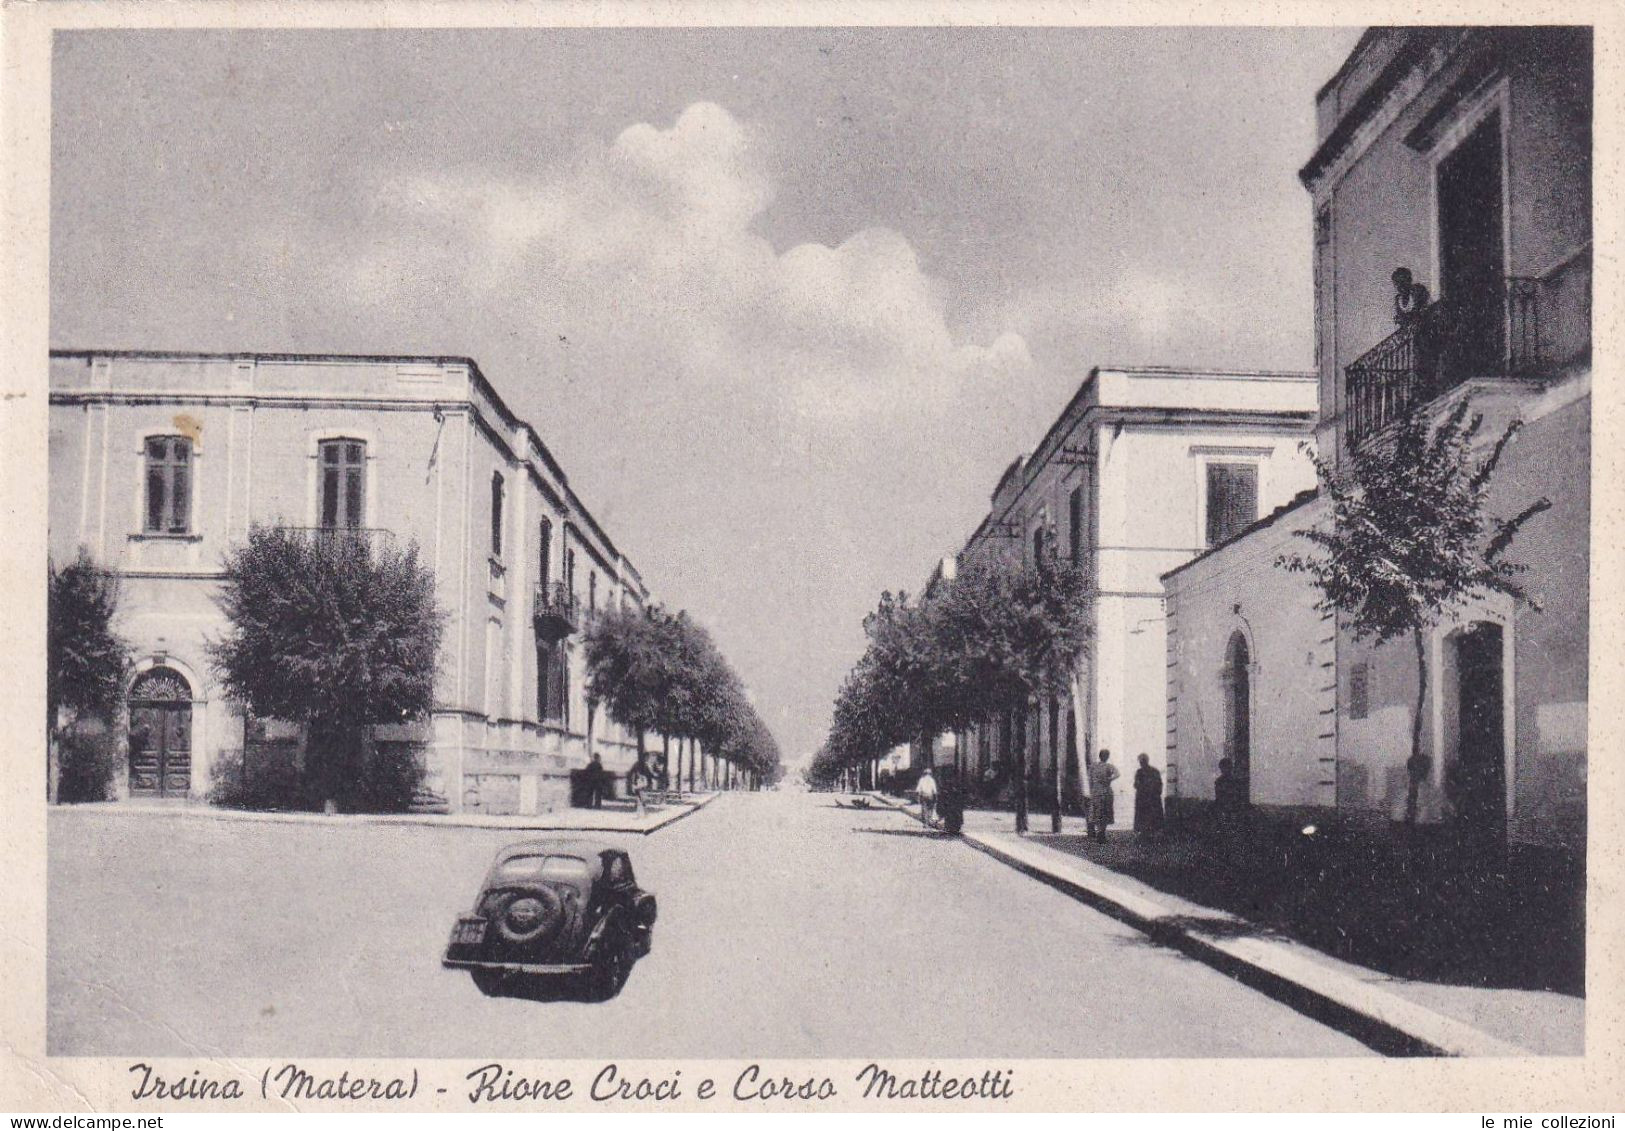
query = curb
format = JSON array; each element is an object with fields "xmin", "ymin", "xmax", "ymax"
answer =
[
  {"xmin": 50, "ymin": 790, "xmax": 722, "ymax": 837},
  {"xmin": 867, "ymin": 792, "xmax": 1528, "ymax": 1058}
]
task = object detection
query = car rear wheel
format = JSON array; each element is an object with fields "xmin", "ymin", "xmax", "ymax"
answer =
[
  {"xmin": 585, "ymin": 929, "xmax": 637, "ymax": 1002},
  {"xmin": 471, "ymin": 969, "xmax": 509, "ymax": 998}
]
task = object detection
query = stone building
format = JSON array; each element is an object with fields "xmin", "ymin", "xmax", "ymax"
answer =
[
  {"xmin": 1162, "ymin": 27, "xmax": 1590, "ymax": 849},
  {"xmin": 48, "ymin": 349, "xmax": 650, "ymax": 814},
  {"xmin": 946, "ymin": 365, "xmax": 1318, "ymax": 809}
]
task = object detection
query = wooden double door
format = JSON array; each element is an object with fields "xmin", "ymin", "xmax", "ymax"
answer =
[{"xmin": 127, "ymin": 668, "xmax": 193, "ymax": 797}]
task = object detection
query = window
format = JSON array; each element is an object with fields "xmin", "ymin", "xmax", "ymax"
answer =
[
  {"xmin": 589, "ymin": 572, "xmax": 597, "ymax": 611},
  {"xmin": 561, "ymin": 645, "xmax": 571, "ymax": 728},
  {"xmin": 1314, "ymin": 206, "xmax": 1332, "ymax": 371},
  {"xmin": 1205, "ymin": 463, "xmax": 1258, "ymax": 547},
  {"xmin": 319, "ymin": 439, "xmax": 366, "ymax": 530},
  {"xmin": 1032, "ymin": 525, "xmax": 1047, "ymax": 565},
  {"xmin": 1349, "ymin": 661, "xmax": 1370, "ymax": 720},
  {"xmin": 1068, "ymin": 486, "xmax": 1084, "ymax": 562},
  {"xmin": 490, "ymin": 473, "xmax": 505, "ymax": 557},
  {"xmin": 566, "ymin": 548, "xmax": 577, "ymax": 598},
  {"xmin": 538, "ymin": 519, "xmax": 553, "ymax": 588},
  {"xmin": 144, "ymin": 436, "xmax": 193, "ymax": 534}
]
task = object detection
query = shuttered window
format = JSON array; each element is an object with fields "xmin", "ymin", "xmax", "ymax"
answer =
[
  {"xmin": 537, "ymin": 640, "xmax": 567, "ymax": 722},
  {"xmin": 490, "ymin": 473, "xmax": 505, "ymax": 557},
  {"xmin": 1349, "ymin": 661, "xmax": 1371, "ymax": 720},
  {"xmin": 1205, "ymin": 463, "xmax": 1258, "ymax": 547},
  {"xmin": 144, "ymin": 436, "xmax": 192, "ymax": 534},
  {"xmin": 1068, "ymin": 485, "xmax": 1084, "ymax": 562}
]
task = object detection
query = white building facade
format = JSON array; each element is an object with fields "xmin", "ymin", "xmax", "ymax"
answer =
[
  {"xmin": 1162, "ymin": 27, "xmax": 1590, "ymax": 850},
  {"xmin": 950, "ymin": 366, "xmax": 1318, "ymax": 810}
]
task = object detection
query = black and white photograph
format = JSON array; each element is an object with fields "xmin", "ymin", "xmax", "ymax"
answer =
[{"xmin": 1, "ymin": 1, "xmax": 1616, "ymax": 1116}]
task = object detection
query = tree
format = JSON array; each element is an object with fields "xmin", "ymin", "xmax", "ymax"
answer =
[
  {"xmin": 584, "ymin": 604, "xmax": 666, "ymax": 777},
  {"xmin": 210, "ymin": 525, "xmax": 445, "ymax": 812},
  {"xmin": 584, "ymin": 602, "xmax": 780, "ymax": 794},
  {"xmin": 1279, "ymin": 399, "xmax": 1550, "ymax": 828},
  {"xmin": 47, "ymin": 550, "xmax": 133, "ymax": 802},
  {"xmin": 934, "ymin": 537, "xmax": 1090, "ymax": 831},
  {"xmin": 822, "ymin": 537, "xmax": 1090, "ymax": 831}
]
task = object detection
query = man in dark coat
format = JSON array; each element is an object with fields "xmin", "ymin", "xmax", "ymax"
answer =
[{"xmin": 1133, "ymin": 753, "xmax": 1164, "ymax": 835}]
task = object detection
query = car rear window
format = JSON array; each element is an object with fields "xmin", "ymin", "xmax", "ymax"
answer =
[{"xmin": 496, "ymin": 854, "xmax": 589, "ymax": 882}]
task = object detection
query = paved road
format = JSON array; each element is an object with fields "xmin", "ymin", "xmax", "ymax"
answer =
[{"xmin": 48, "ymin": 791, "xmax": 1370, "ymax": 1057}]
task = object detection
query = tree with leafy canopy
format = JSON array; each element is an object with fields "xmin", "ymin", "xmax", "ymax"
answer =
[
  {"xmin": 1278, "ymin": 399, "xmax": 1550, "ymax": 828},
  {"xmin": 935, "ymin": 534, "xmax": 1090, "ymax": 832},
  {"xmin": 585, "ymin": 602, "xmax": 779, "ymax": 792},
  {"xmin": 584, "ymin": 603, "xmax": 667, "ymax": 779},
  {"xmin": 209, "ymin": 525, "xmax": 445, "ymax": 812},
  {"xmin": 48, "ymin": 550, "xmax": 133, "ymax": 802},
  {"xmin": 822, "ymin": 536, "xmax": 1090, "ymax": 831}
]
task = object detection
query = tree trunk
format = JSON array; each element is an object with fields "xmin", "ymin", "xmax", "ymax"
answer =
[
  {"xmin": 637, "ymin": 728, "xmax": 648, "ymax": 788},
  {"xmin": 47, "ymin": 706, "xmax": 61, "ymax": 805},
  {"xmin": 1052, "ymin": 704, "xmax": 1064, "ymax": 834},
  {"xmin": 308, "ymin": 716, "xmax": 361, "ymax": 813},
  {"xmin": 664, "ymin": 733, "xmax": 674, "ymax": 795},
  {"xmin": 688, "ymin": 737, "xmax": 696, "ymax": 792},
  {"xmin": 1406, "ymin": 627, "xmax": 1428, "ymax": 827},
  {"xmin": 586, "ymin": 701, "xmax": 596, "ymax": 774}
]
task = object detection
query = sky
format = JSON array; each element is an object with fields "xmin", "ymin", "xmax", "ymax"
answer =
[{"xmin": 51, "ymin": 26, "xmax": 1365, "ymax": 767}]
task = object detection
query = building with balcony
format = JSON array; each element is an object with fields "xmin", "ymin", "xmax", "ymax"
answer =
[
  {"xmin": 940, "ymin": 365, "xmax": 1317, "ymax": 811},
  {"xmin": 48, "ymin": 349, "xmax": 650, "ymax": 814},
  {"xmin": 1162, "ymin": 27, "xmax": 1590, "ymax": 849}
]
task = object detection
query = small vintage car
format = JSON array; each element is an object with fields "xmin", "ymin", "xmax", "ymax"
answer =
[{"xmin": 442, "ymin": 840, "xmax": 656, "ymax": 1001}]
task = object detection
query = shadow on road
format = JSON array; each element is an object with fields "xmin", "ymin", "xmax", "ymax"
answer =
[{"xmin": 853, "ymin": 827, "xmax": 954, "ymax": 839}]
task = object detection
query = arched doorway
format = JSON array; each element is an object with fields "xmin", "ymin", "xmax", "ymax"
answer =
[
  {"xmin": 1447, "ymin": 622, "xmax": 1507, "ymax": 840},
  {"xmin": 1222, "ymin": 631, "xmax": 1252, "ymax": 802},
  {"xmin": 127, "ymin": 667, "xmax": 193, "ymax": 797}
]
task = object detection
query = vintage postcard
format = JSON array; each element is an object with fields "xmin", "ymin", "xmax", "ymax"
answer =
[{"xmin": 1, "ymin": 0, "xmax": 1619, "ymax": 1116}]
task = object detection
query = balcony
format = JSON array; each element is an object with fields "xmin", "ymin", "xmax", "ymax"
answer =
[
  {"xmin": 533, "ymin": 580, "xmax": 579, "ymax": 640},
  {"xmin": 1344, "ymin": 249, "xmax": 1590, "ymax": 446},
  {"xmin": 279, "ymin": 526, "xmax": 397, "ymax": 552}
]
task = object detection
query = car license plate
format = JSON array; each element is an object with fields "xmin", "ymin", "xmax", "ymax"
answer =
[{"xmin": 452, "ymin": 918, "xmax": 486, "ymax": 946}]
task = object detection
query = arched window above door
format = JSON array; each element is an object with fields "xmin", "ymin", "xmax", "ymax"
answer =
[{"xmin": 130, "ymin": 666, "xmax": 192, "ymax": 702}]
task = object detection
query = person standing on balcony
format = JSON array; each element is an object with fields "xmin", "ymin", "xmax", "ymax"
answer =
[{"xmin": 1392, "ymin": 267, "xmax": 1431, "ymax": 325}]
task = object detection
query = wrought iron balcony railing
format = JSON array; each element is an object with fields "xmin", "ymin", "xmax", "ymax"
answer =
[
  {"xmin": 279, "ymin": 525, "xmax": 397, "ymax": 551},
  {"xmin": 1345, "ymin": 248, "xmax": 1590, "ymax": 446},
  {"xmin": 533, "ymin": 580, "xmax": 579, "ymax": 639}
]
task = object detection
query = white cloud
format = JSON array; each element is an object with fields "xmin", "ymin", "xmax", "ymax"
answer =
[{"xmin": 333, "ymin": 101, "xmax": 1032, "ymax": 430}]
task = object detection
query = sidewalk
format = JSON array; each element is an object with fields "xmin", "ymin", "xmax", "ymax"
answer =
[
  {"xmin": 51, "ymin": 790, "xmax": 721, "ymax": 835},
  {"xmin": 870, "ymin": 793, "xmax": 1582, "ymax": 1057}
]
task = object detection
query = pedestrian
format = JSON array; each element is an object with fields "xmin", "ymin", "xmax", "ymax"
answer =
[
  {"xmin": 1086, "ymin": 750, "xmax": 1119, "ymax": 843},
  {"xmin": 588, "ymin": 752, "xmax": 606, "ymax": 809},
  {"xmin": 627, "ymin": 757, "xmax": 649, "ymax": 818},
  {"xmin": 916, "ymin": 766, "xmax": 939, "ymax": 826},
  {"xmin": 1133, "ymin": 753, "xmax": 1164, "ymax": 836}
]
